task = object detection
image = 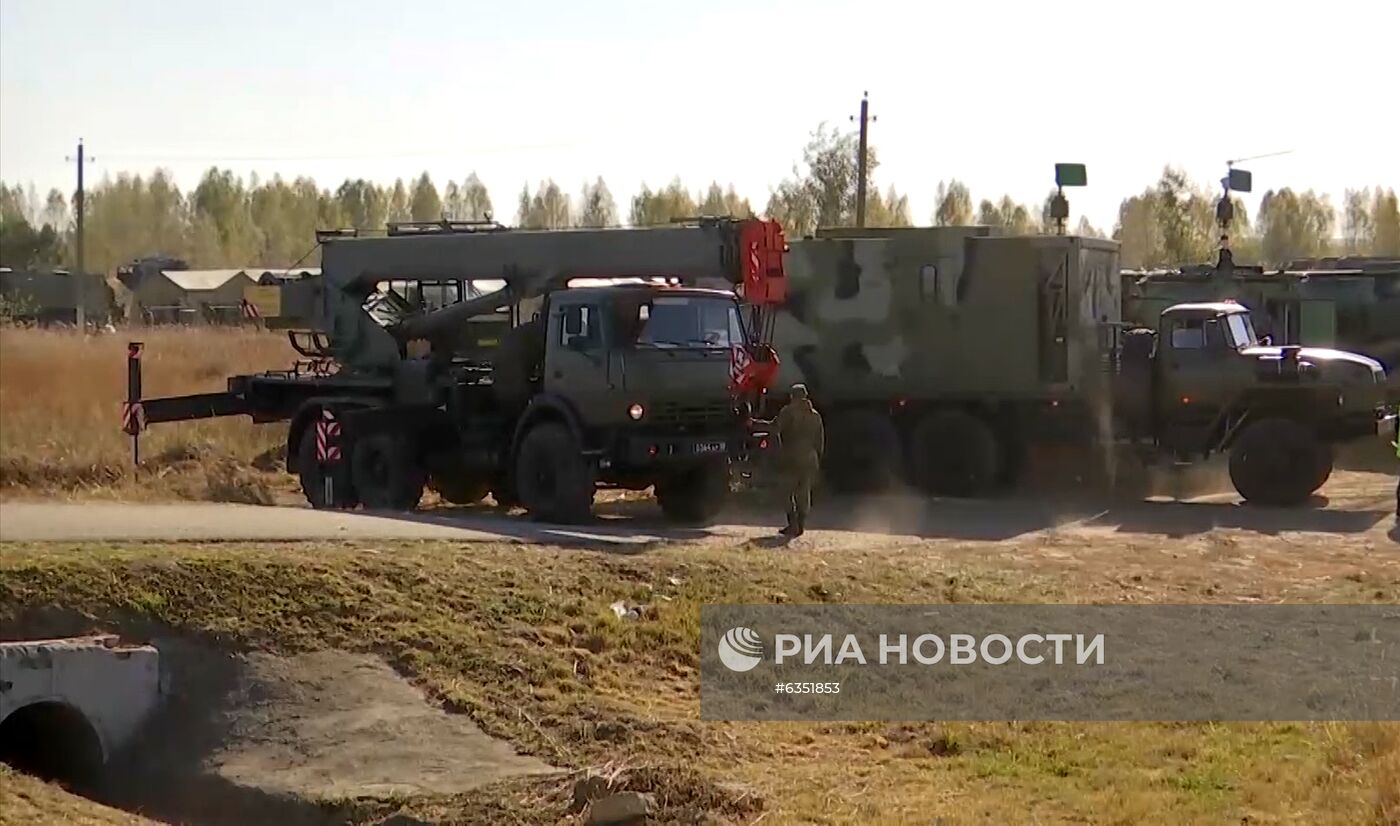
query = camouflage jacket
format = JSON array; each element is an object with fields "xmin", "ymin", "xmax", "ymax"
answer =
[{"xmin": 775, "ymin": 400, "xmax": 824, "ymax": 473}]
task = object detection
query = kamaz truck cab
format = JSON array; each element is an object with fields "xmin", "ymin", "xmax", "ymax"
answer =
[
  {"xmin": 505, "ymin": 284, "xmax": 757, "ymax": 522},
  {"xmin": 1116, "ymin": 301, "xmax": 1390, "ymax": 505}
]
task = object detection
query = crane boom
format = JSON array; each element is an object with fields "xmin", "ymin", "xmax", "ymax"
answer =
[{"xmin": 276, "ymin": 217, "xmax": 787, "ymax": 370}]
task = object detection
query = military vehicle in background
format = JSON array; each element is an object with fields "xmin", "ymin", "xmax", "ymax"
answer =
[
  {"xmin": 768, "ymin": 226, "xmax": 1393, "ymax": 506},
  {"xmin": 116, "ymin": 255, "xmax": 189, "ymax": 292},
  {"xmin": 1280, "ymin": 256, "xmax": 1400, "ymax": 372},
  {"xmin": 0, "ymin": 267, "xmax": 116, "ymax": 326},
  {"xmin": 127, "ymin": 218, "xmax": 788, "ymax": 524},
  {"xmin": 1123, "ymin": 253, "xmax": 1400, "ymax": 374}
]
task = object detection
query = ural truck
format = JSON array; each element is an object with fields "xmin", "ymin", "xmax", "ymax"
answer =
[
  {"xmin": 768, "ymin": 227, "xmax": 1393, "ymax": 506},
  {"xmin": 125, "ymin": 218, "xmax": 788, "ymax": 523}
]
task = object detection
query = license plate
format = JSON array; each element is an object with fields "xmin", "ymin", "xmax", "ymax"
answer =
[{"xmin": 694, "ymin": 441, "xmax": 726, "ymax": 455}]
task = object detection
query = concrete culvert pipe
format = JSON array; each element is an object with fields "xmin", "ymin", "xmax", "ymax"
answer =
[
  {"xmin": 0, "ymin": 635, "xmax": 162, "ymax": 789},
  {"xmin": 0, "ymin": 700, "xmax": 104, "ymax": 787}
]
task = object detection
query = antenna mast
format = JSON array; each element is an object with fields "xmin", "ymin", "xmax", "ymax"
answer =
[{"xmin": 1217, "ymin": 149, "xmax": 1293, "ymax": 264}]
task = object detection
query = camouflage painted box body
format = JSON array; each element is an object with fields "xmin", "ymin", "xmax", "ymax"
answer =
[
  {"xmin": 776, "ymin": 227, "xmax": 1119, "ymax": 401},
  {"xmin": 769, "ymin": 227, "xmax": 1119, "ymax": 494}
]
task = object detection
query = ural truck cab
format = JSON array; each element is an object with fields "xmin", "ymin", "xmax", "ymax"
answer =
[{"xmin": 1119, "ymin": 301, "xmax": 1390, "ymax": 505}]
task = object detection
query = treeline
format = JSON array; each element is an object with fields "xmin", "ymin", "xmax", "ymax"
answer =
[
  {"xmin": 1102, "ymin": 169, "xmax": 1400, "ymax": 269},
  {"xmin": 0, "ymin": 169, "xmax": 770, "ymax": 277},
  {"xmin": 2, "ymin": 125, "xmax": 1397, "ymax": 275}
]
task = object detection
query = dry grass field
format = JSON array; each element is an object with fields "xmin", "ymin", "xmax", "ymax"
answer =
[{"xmin": 0, "ymin": 326, "xmax": 294, "ymax": 501}]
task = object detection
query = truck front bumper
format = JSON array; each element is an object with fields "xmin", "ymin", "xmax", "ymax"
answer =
[
  {"xmin": 612, "ymin": 426, "xmax": 773, "ymax": 469},
  {"xmin": 620, "ymin": 434, "xmax": 737, "ymax": 465}
]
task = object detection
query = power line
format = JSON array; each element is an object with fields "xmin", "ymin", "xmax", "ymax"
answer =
[{"xmin": 95, "ymin": 141, "xmax": 597, "ymax": 164}]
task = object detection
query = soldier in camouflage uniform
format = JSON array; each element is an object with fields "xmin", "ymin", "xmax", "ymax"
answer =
[{"xmin": 774, "ymin": 384, "xmax": 824, "ymax": 537}]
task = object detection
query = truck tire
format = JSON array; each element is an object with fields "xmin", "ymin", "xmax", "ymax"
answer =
[
  {"xmin": 1227, "ymin": 418, "xmax": 1321, "ymax": 506},
  {"xmin": 490, "ymin": 479, "xmax": 521, "ymax": 509},
  {"xmin": 296, "ymin": 430, "xmax": 358, "ymax": 510},
  {"xmin": 350, "ymin": 433, "xmax": 426, "ymax": 510},
  {"xmin": 429, "ymin": 473, "xmax": 490, "ymax": 506},
  {"xmin": 822, "ymin": 409, "xmax": 901, "ymax": 493},
  {"xmin": 656, "ymin": 460, "xmax": 730, "ymax": 525},
  {"xmin": 996, "ymin": 425, "xmax": 1028, "ymax": 490},
  {"xmin": 1311, "ymin": 441, "xmax": 1335, "ymax": 494},
  {"xmin": 515, "ymin": 423, "xmax": 595, "ymax": 523},
  {"xmin": 910, "ymin": 410, "xmax": 1001, "ymax": 497}
]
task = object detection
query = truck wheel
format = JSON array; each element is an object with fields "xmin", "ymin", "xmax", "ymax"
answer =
[
  {"xmin": 996, "ymin": 426, "xmax": 1028, "ymax": 490},
  {"xmin": 822, "ymin": 410, "xmax": 901, "ymax": 493},
  {"xmin": 910, "ymin": 410, "xmax": 1001, "ymax": 497},
  {"xmin": 490, "ymin": 479, "xmax": 521, "ymax": 509},
  {"xmin": 515, "ymin": 423, "xmax": 595, "ymax": 523},
  {"xmin": 295, "ymin": 431, "xmax": 358, "ymax": 510},
  {"xmin": 1228, "ymin": 418, "xmax": 1321, "ymax": 506},
  {"xmin": 350, "ymin": 433, "xmax": 426, "ymax": 510},
  {"xmin": 1311, "ymin": 442, "xmax": 1335, "ymax": 494},
  {"xmin": 429, "ymin": 473, "xmax": 490, "ymax": 505},
  {"xmin": 656, "ymin": 460, "xmax": 731, "ymax": 525}
]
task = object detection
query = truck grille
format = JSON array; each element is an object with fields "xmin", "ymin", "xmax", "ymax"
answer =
[{"xmin": 649, "ymin": 401, "xmax": 735, "ymax": 429}]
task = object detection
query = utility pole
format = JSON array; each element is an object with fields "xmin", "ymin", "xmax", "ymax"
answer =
[
  {"xmin": 64, "ymin": 139, "xmax": 90, "ymax": 329},
  {"xmin": 851, "ymin": 92, "xmax": 874, "ymax": 227}
]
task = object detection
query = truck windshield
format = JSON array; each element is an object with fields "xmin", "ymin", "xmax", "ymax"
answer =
[
  {"xmin": 1225, "ymin": 312, "xmax": 1259, "ymax": 348},
  {"xmin": 628, "ymin": 296, "xmax": 745, "ymax": 349}
]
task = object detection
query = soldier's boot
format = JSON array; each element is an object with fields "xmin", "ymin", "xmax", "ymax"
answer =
[{"xmin": 780, "ymin": 503, "xmax": 798, "ymax": 536}]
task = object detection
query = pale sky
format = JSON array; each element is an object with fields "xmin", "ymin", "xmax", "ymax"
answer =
[{"xmin": 2, "ymin": 0, "xmax": 1397, "ymax": 232}]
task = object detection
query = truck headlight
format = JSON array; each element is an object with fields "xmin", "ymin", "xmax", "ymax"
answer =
[{"xmin": 628, "ymin": 403, "xmax": 645, "ymax": 421}]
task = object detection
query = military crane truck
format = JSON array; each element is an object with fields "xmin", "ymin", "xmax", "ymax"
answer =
[
  {"xmin": 769, "ymin": 227, "xmax": 1393, "ymax": 506},
  {"xmin": 125, "ymin": 218, "xmax": 788, "ymax": 523}
]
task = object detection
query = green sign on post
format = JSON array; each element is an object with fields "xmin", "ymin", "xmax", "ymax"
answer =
[
  {"xmin": 1055, "ymin": 163, "xmax": 1087, "ymax": 188},
  {"xmin": 1227, "ymin": 168, "xmax": 1253, "ymax": 193}
]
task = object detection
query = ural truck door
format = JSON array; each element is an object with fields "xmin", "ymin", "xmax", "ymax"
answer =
[{"xmin": 1158, "ymin": 313, "xmax": 1230, "ymax": 439}]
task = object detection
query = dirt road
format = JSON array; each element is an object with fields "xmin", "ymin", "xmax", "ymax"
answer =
[{"xmin": 2, "ymin": 470, "xmax": 1394, "ymax": 549}]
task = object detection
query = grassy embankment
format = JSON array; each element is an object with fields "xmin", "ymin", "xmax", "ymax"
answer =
[{"xmin": 1, "ymin": 538, "xmax": 1396, "ymax": 825}]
